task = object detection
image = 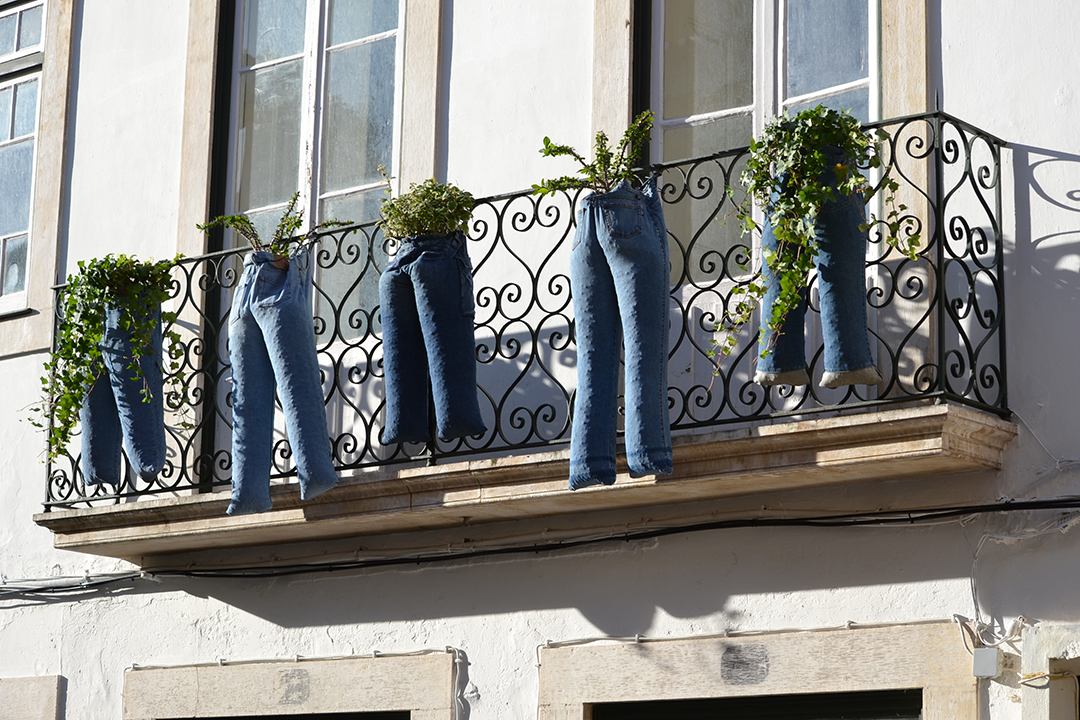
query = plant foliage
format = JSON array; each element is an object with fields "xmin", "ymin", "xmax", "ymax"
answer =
[
  {"xmin": 31, "ymin": 254, "xmax": 183, "ymax": 463},
  {"xmin": 713, "ymin": 105, "xmax": 921, "ymax": 361},
  {"xmin": 197, "ymin": 192, "xmax": 350, "ymax": 257},
  {"xmin": 378, "ymin": 174, "xmax": 476, "ymax": 240},
  {"xmin": 532, "ymin": 110, "xmax": 654, "ymax": 197}
]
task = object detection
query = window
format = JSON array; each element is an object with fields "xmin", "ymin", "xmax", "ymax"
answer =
[
  {"xmin": 593, "ymin": 688, "xmax": 922, "ymax": 719},
  {"xmin": 645, "ymin": 0, "xmax": 877, "ymax": 164},
  {"xmin": 226, "ymin": 0, "xmax": 402, "ymax": 239},
  {"xmin": 123, "ymin": 654, "xmax": 456, "ymax": 719},
  {"xmin": 0, "ymin": 0, "xmax": 44, "ymax": 315},
  {"xmin": 537, "ymin": 622, "xmax": 976, "ymax": 720}
]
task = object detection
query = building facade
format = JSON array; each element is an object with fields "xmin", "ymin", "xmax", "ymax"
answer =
[{"xmin": 1, "ymin": 1, "xmax": 1079, "ymax": 718}]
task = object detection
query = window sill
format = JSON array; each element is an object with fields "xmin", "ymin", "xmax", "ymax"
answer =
[{"xmin": 34, "ymin": 403, "xmax": 1017, "ymax": 567}]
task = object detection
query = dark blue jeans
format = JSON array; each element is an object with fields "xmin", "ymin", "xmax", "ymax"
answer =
[
  {"xmin": 227, "ymin": 247, "xmax": 339, "ymax": 515},
  {"xmin": 755, "ymin": 154, "xmax": 882, "ymax": 388},
  {"xmin": 379, "ymin": 232, "xmax": 486, "ymax": 444},
  {"xmin": 81, "ymin": 304, "xmax": 165, "ymax": 486},
  {"xmin": 569, "ymin": 178, "xmax": 673, "ymax": 490}
]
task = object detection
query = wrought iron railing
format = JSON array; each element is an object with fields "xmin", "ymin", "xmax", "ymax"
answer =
[{"xmin": 44, "ymin": 111, "xmax": 1008, "ymax": 509}]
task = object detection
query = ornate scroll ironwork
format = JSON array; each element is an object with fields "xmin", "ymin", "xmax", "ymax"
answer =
[{"xmin": 44, "ymin": 112, "xmax": 1007, "ymax": 508}]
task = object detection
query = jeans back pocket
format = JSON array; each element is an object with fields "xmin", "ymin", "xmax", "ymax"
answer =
[
  {"xmin": 253, "ymin": 265, "xmax": 293, "ymax": 307},
  {"xmin": 600, "ymin": 201, "xmax": 643, "ymax": 239}
]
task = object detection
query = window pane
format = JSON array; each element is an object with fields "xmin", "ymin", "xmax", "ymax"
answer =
[
  {"xmin": 321, "ymin": 188, "xmax": 382, "ymax": 227},
  {"xmin": 321, "ymin": 37, "xmax": 395, "ymax": 193},
  {"xmin": 318, "ymin": 188, "xmax": 386, "ymax": 341},
  {"xmin": 2, "ymin": 233, "xmax": 27, "ymax": 295},
  {"xmin": 13, "ymin": 78, "xmax": 38, "ymax": 138},
  {"xmin": 787, "ymin": 85, "xmax": 870, "ymax": 124},
  {"xmin": 0, "ymin": 86, "xmax": 12, "ymax": 141},
  {"xmin": 242, "ymin": 0, "xmax": 306, "ymax": 66},
  {"xmin": 0, "ymin": 14, "xmax": 15, "ymax": 57},
  {"xmin": 245, "ymin": 205, "xmax": 290, "ymax": 248},
  {"xmin": 786, "ymin": 0, "xmax": 868, "ymax": 99},
  {"xmin": 329, "ymin": 0, "xmax": 398, "ymax": 46},
  {"xmin": 17, "ymin": 5, "xmax": 43, "ymax": 50},
  {"xmin": 662, "ymin": 115, "xmax": 752, "ymax": 162},
  {"xmin": 664, "ymin": 0, "xmax": 752, "ymax": 119},
  {"xmin": 0, "ymin": 138, "xmax": 33, "ymax": 236},
  {"xmin": 237, "ymin": 60, "xmax": 303, "ymax": 211}
]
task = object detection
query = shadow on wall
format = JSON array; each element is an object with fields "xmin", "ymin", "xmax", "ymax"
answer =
[
  {"xmin": 1003, "ymin": 144, "xmax": 1080, "ymax": 488},
  {"xmin": 173, "ymin": 519, "xmax": 980, "ymax": 635}
]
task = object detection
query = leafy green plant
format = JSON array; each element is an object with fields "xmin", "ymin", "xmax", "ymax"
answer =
[
  {"xmin": 31, "ymin": 254, "xmax": 183, "ymax": 462},
  {"xmin": 197, "ymin": 192, "xmax": 350, "ymax": 258},
  {"xmin": 532, "ymin": 110, "xmax": 654, "ymax": 197},
  {"xmin": 713, "ymin": 105, "xmax": 921, "ymax": 360},
  {"xmin": 378, "ymin": 174, "xmax": 475, "ymax": 240}
]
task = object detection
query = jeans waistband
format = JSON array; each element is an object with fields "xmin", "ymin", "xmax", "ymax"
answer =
[
  {"xmin": 397, "ymin": 231, "xmax": 465, "ymax": 251},
  {"xmin": 245, "ymin": 251, "xmax": 277, "ymax": 267}
]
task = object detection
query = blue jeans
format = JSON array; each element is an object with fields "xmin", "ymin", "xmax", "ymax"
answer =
[
  {"xmin": 227, "ymin": 247, "xmax": 338, "ymax": 515},
  {"xmin": 569, "ymin": 178, "xmax": 672, "ymax": 490},
  {"xmin": 755, "ymin": 153, "xmax": 882, "ymax": 388},
  {"xmin": 379, "ymin": 231, "xmax": 486, "ymax": 444},
  {"xmin": 80, "ymin": 305, "xmax": 165, "ymax": 485}
]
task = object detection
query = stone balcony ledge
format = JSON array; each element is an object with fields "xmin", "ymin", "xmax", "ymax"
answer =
[{"xmin": 35, "ymin": 402, "xmax": 1016, "ymax": 565}]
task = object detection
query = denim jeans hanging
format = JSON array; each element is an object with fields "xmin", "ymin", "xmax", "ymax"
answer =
[
  {"xmin": 227, "ymin": 246, "xmax": 338, "ymax": 515},
  {"xmin": 379, "ymin": 231, "xmax": 487, "ymax": 444},
  {"xmin": 754, "ymin": 150, "xmax": 883, "ymax": 389},
  {"xmin": 80, "ymin": 304, "xmax": 165, "ymax": 486},
  {"xmin": 569, "ymin": 178, "xmax": 673, "ymax": 490}
]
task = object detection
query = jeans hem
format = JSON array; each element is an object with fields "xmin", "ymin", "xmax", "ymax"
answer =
[
  {"xmin": 820, "ymin": 365, "xmax": 882, "ymax": 388},
  {"xmin": 626, "ymin": 452, "xmax": 673, "ymax": 478},
  {"xmin": 754, "ymin": 367, "xmax": 811, "ymax": 386}
]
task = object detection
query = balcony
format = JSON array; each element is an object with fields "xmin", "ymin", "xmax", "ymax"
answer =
[{"xmin": 35, "ymin": 112, "xmax": 1017, "ymax": 564}]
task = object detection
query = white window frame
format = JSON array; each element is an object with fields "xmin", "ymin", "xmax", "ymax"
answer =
[
  {"xmin": 0, "ymin": 0, "xmax": 45, "ymax": 71},
  {"xmin": 0, "ymin": 0, "xmax": 46, "ymax": 317},
  {"xmin": 224, "ymin": 0, "xmax": 406, "ymax": 238},
  {"xmin": 649, "ymin": 0, "xmax": 881, "ymax": 164}
]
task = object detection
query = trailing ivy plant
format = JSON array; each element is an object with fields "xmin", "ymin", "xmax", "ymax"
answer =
[
  {"xmin": 31, "ymin": 254, "xmax": 183, "ymax": 463},
  {"xmin": 713, "ymin": 105, "xmax": 921, "ymax": 361},
  {"xmin": 378, "ymin": 172, "xmax": 475, "ymax": 240},
  {"xmin": 197, "ymin": 192, "xmax": 351, "ymax": 259},
  {"xmin": 532, "ymin": 110, "xmax": 654, "ymax": 197}
]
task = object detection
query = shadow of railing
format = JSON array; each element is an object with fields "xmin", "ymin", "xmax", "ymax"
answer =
[{"xmin": 44, "ymin": 111, "xmax": 1008, "ymax": 508}]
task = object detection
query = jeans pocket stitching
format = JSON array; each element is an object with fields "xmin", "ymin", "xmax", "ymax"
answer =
[{"xmin": 600, "ymin": 202, "xmax": 643, "ymax": 239}]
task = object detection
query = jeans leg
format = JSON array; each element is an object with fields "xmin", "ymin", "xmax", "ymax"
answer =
[
  {"xmin": 227, "ymin": 261, "xmax": 277, "ymax": 515},
  {"xmin": 80, "ymin": 371, "xmax": 123, "ymax": 486},
  {"xmin": 380, "ymin": 253, "xmax": 433, "ymax": 444},
  {"xmin": 411, "ymin": 236, "xmax": 486, "ymax": 441},
  {"xmin": 816, "ymin": 193, "xmax": 882, "ymax": 388},
  {"xmin": 100, "ymin": 305, "xmax": 165, "ymax": 480},
  {"xmin": 602, "ymin": 180, "xmax": 672, "ymax": 477},
  {"xmin": 254, "ymin": 247, "xmax": 339, "ymax": 501},
  {"xmin": 570, "ymin": 209, "xmax": 622, "ymax": 489},
  {"xmin": 754, "ymin": 217, "xmax": 811, "ymax": 386}
]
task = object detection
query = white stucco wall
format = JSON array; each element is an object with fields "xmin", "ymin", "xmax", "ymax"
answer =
[
  {"xmin": 2, "ymin": 1, "xmax": 1080, "ymax": 718},
  {"xmin": 440, "ymin": 0, "xmax": 593, "ymax": 196},
  {"xmin": 60, "ymin": 0, "xmax": 189, "ymax": 271}
]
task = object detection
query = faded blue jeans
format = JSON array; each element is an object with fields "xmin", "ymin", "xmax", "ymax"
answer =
[
  {"xmin": 755, "ymin": 152, "xmax": 882, "ymax": 388},
  {"xmin": 569, "ymin": 178, "xmax": 672, "ymax": 490},
  {"xmin": 379, "ymin": 231, "xmax": 486, "ymax": 444},
  {"xmin": 227, "ymin": 247, "xmax": 338, "ymax": 515},
  {"xmin": 81, "ymin": 305, "xmax": 165, "ymax": 485}
]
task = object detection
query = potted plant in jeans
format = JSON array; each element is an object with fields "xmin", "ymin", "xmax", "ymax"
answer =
[
  {"xmin": 534, "ymin": 110, "xmax": 672, "ymax": 490},
  {"xmin": 199, "ymin": 193, "xmax": 349, "ymax": 515},
  {"xmin": 377, "ymin": 175, "xmax": 487, "ymax": 445},
  {"xmin": 32, "ymin": 254, "xmax": 182, "ymax": 487},
  {"xmin": 718, "ymin": 105, "xmax": 920, "ymax": 388}
]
